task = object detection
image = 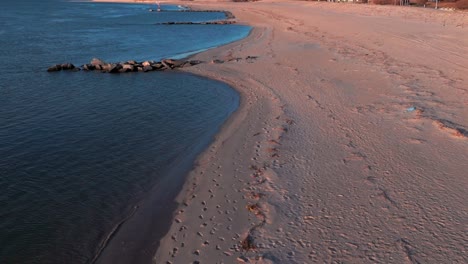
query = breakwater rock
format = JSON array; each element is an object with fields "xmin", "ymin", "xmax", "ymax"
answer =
[
  {"xmin": 164, "ymin": 10, "xmax": 235, "ymax": 20},
  {"xmin": 156, "ymin": 20, "xmax": 235, "ymax": 25},
  {"xmin": 47, "ymin": 58, "xmax": 203, "ymax": 73},
  {"xmin": 46, "ymin": 63, "xmax": 79, "ymax": 72}
]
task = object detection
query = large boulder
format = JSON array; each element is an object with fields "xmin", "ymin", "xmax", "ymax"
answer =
[
  {"xmin": 107, "ymin": 63, "xmax": 123, "ymax": 73},
  {"xmin": 143, "ymin": 65, "xmax": 153, "ymax": 72},
  {"xmin": 142, "ymin": 61, "xmax": 154, "ymax": 67},
  {"xmin": 47, "ymin": 63, "xmax": 77, "ymax": 72},
  {"xmin": 100, "ymin": 63, "xmax": 122, "ymax": 73},
  {"xmin": 90, "ymin": 58, "xmax": 106, "ymax": 67},
  {"xmin": 61, "ymin": 63, "xmax": 75, "ymax": 70},
  {"xmin": 165, "ymin": 59, "xmax": 185, "ymax": 68},
  {"xmin": 120, "ymin": 64, "xmax": 135, "ymax": 72},
  {"xmin": 151, "ymin": 62, "xmax": 164, "ymax": 70},
  {"xmin": 100, "ymin": 63, "xmax": 111, "ymax": 72},
  {"xmin": 160, "ymin": 60, "xmax": 173, "ymax": 70},
  {"xmin": 82, "ymin": 64, "xmax": 95, "ymax": 71}
]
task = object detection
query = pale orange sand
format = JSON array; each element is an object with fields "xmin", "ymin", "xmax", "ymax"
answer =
[{"xmin": 94, "ymin": 1, "xmax": 468, "ymax": 263}]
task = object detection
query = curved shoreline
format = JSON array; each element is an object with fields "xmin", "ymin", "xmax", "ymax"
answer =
[
  {"xmin": 155, "ymin": 2, "xmax": 468, "ymax": 263},
  {"xmin": 152, "ymin": 9, "xmax": 289, "ymax": 263},
  {"xmin": 93, "ymin": 1, "xmax": 468, "ymax": 263},
  {"xmin": 86, "ymin": 3, "xmax": 261, "ymax": 263}
]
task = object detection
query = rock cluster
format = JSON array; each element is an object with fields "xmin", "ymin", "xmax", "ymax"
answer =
[
  {"xmin": 47, "ymin": 58, "xmax": 203, "ymax": 73},
  {"xmin": 156, "ymin": 20, "xmax": 235, "ymax": 25},
  {"xmin": 46, "ymin": 63, "xmax": 79, "ymax": 72},
  {"xmin": 176, "ymin": 10, "xmax": 235, "ymax": 20}
]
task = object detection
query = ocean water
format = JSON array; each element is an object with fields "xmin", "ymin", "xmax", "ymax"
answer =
[{"xmin": 0, "ymin": 1, "xmax": 250, "ymax": 263}]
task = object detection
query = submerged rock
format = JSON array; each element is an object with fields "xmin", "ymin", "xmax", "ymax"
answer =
[
  {"xmin": 47, "ymin": 63, "xmax": 76, "ymax": 72},
  {"xmin": 47, "ymin": 64, "xmax": 62, "ymax": 72}
]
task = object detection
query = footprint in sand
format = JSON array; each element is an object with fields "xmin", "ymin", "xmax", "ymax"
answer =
[
  {"xmin": 342, "ymin": 152, "xmax": 367, "ymax": 164},
  {"xmin": 407, "ymin": 138, "xmax": 426, "ymax": 144}
]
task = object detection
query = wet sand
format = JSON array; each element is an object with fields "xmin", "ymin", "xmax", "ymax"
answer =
[{"xmin": 94, "ymin": 1, "xmax": 468, "ymax": 263}]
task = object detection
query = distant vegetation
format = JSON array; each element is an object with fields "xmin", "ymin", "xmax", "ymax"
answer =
[{"xmin": 306, "ymin": 0, "xmax": 468, "ymax": 9}]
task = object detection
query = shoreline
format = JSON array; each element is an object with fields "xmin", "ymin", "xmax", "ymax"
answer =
[
  {"xmin": 88, "ymin": 3, "xmax": 259, "ymax": 263},
  {"xmin": 93, "ymin": 0, "xmax": 468, "ymax": 263}
]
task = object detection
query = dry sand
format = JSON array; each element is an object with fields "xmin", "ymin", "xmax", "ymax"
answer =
[{"xmin": 94, "ymin": 1, "xmax": 468, "ymax": 263}]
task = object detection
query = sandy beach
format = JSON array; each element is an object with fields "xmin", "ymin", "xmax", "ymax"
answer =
[{"xmin": 93, "ymin": 0, "xmax": 467, "ymax": 263}]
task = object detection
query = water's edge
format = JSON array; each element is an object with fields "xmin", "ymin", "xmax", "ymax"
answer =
[
  {"xmin": 88, "ymin": 6, "xmax": 252, "ymax": 263},
  {"xmin": 94, "ymin": 95, "xmax": 234, "ymax": 263}
]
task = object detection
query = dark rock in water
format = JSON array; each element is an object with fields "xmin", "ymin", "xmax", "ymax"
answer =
[
  {"xmin": 49, "ymin": 57, "xmax": 206, "ymax": 73},
  {"xmin": 156, "ymin": 20, "xmax": 235, "ymax": 25},
  {"xmin": 47, "ymin": 63, "xmax": 75, "ymax": 72},
  {"xmin": 162, "ymin": 59, "xmax": 175, "ymax": 68},
  {"xmin": 163, "ymin": 59, "xmax": 175, "ymax": 64},
  {"xmin": 47, "ymin": 64, "xmax": 62, "ymax": 72},
  {"xmin": 142, "ymin": 61, "xmax": 154, "ymax": 67},
  {"xmin": 100, "ymin": 63, "xmax": 111, "ymax": 72},
  {"xmin": 143, "ymin": 65, "xmax": 153, "ymax": 72},
  {"xmin": 151, "ymin": 62, "xmax": 163, "ymax": 70},
  {"xmin": 100, "ymin": 63, "xmax": 122, "ymax": 73},
  {"xmin": 107, "ymin": 63, "xmax": 123, "ymax": 73},
  {"xmin": 82, "ymin": 64, "xmax": 95, "ymax": 71},
  {"xmin": 61, "ymin": 63, "xmax": 75, "ymax": 70},
  {"xmin": 165, "ymin": 59, "xmax": 185, "ymax": 68},
  {"xmin": 113, "ymin": 64, "xmax": 123, "ymax": 73},
  {"xmin": 121, "ymin": 64, "xmax": 135, "ymax": 72}
]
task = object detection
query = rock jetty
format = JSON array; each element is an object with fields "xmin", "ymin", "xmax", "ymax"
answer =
[
  {"xmin": 47, "ymin": 58, "xmax": 203, "ymax": 73},
  {"xmin": 164, "ymin": 9, "xmax": 235, "ymax": 20},
  {"xmin": 46, "ymin": 63, "xmax": 79, "ymax": 72},
  {"xmin": 156, "ymin": 20, "xmax": 235, "ymax": 25}
]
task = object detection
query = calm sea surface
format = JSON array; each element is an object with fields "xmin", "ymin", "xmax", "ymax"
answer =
[{"xmin": 0, "ymin": 1, "xmax": 250, "ymax": 263}]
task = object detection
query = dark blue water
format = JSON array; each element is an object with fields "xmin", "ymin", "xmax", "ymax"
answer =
[{"xmin": 0, "ymin": 1, "xmax": 250, "ymax": 263}]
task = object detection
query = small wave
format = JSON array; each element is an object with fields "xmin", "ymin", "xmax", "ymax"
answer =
[{"xmin": 170, "ymin": 48, "xmax": 210, "ymax": 60}]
